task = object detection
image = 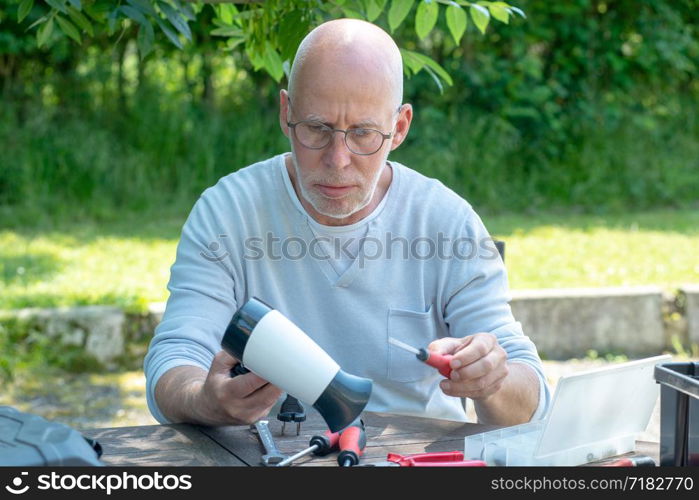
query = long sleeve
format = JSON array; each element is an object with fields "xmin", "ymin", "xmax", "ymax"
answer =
[
  {"xmin": 443, "ymin": 209, "xmax": 551, "ymax": 421},
  {"xmin": 143, "ymin": 189, "xmax": 238, "ymax": 423}
]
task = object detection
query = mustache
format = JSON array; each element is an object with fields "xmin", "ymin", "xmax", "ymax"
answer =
[{"xmin": 307, "ymin": 176, "xmax": 360, "ymax": 186}]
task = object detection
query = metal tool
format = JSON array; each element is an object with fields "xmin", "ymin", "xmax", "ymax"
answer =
[
  {"xmin": 276, "ymin": 418, "xmax": 365, "ymax": 467},
  {"xmin": 276, "ymin": 429, "xmax": 341, "ymax": 467},
  {"xmin": 277, "ymin": 394, "xmax": 306, "ymax": 436},
  {"xmin": 251, "ymin": 420, "xmax": 288, "ymax": 466},
  {"xmin": 388, "ymin": 337, "xmax": 454, "ymax": 377},
  {"xmin": 362, "ymin": 451, "xmax": 487, "ymax": 467}
]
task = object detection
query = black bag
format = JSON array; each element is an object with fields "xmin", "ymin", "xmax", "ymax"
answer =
[{"xmin": 0, "ymin": 406, "xmax": 103, "ymax": 466}]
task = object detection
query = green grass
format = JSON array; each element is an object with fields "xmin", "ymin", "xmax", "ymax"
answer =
[
  {"xmin": 0, "ymin": 210, "xmax": 185, "ymax": 313},
  {"xmin": 0, "ymin": 370, "xmax": 156, "ymax": 428},
  {"xmin": 485, "ymin": 209, "xmax": 699, "ymax": 291},
  {"xmin": 1, "ymin": 208, "xmax": 698, "ymax": 312}
]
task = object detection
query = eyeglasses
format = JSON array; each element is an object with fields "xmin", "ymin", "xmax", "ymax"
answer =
[{"xmin": 286, "ymin": 98, "xmax": 400, "ymax": 156}]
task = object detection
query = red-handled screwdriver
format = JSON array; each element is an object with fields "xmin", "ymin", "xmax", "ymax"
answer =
[
  {"xmin": 276, "ymin": 429, "xmax": 341, "ymax": 467},
  {"xmin": 337, "ymin": 420, "xmax": 366, "ymax": 467},
  {"xmin": 389, "ymin": 337, "xmax": 454, "ymax": 377}
]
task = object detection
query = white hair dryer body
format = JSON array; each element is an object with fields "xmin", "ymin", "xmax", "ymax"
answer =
[{"xmin": 221, "ymin": 297, "xmax": 373, "ymax": 432}]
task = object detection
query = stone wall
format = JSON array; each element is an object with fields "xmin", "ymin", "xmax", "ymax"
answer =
[
  {"xmin": 510, "ymin": 287, "xmax": 666, "ymax": 359},
  {"xmin": 1, "ymin": 286, "xmax": 697, "ymax": 367},
  {"xmin": 0, "ymin": 306, "xmax": 125, "ymax": 368},
  {"xmin": 680, "ymin": 285, "xmax": 699, "ymax": 346}
]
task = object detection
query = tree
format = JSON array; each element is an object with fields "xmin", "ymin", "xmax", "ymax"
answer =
[{"xmin": 11, "ymin": 0, "xmax": 524, "ymax": 89}]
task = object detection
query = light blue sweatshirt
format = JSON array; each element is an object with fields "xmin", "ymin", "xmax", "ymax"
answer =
[{"xmin": 144, "ymin": 153, "xmax": 551, "ymax": 423}]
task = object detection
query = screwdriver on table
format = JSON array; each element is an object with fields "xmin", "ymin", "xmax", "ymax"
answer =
[
  {"xmin": 276, "ymin": 419, "xmax": 365, "ymax": 467},
  {"xmin": 388, "ymin": 337, "xmax": 454, "ymax": 377},
  {"xmin": 337, "ymin": 420, "xmax": 366, "ymax": 467},
  {"xmin": 275, "ymin": 428, "xmax": 341, "ymax": 467}
]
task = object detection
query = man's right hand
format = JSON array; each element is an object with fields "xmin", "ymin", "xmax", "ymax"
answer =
[{"xmin": 154, "ymin": 351, "xmax": 283, "ymax": 426}]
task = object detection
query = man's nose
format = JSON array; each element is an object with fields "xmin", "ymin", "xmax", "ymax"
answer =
[{"xmin": 323, "ymin": 130, "xmax": 352, "ymax": 168}]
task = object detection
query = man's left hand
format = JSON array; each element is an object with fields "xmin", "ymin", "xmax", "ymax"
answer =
[{"xmin": 428, "ymin": 333, "xmax": 509, "ymax": 400}]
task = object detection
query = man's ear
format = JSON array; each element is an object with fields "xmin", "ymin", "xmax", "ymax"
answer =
[
  {"xmin": 279, "ymin": 89, "xmax": 290, "ymax": 138},
  {"xmin": 389, "ymin": 103, "xmax": 413, "ymax": 151}
]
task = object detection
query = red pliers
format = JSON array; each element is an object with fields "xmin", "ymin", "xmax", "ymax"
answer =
[{"xmin": 364, "ymin": 451, "xmax": 487, "ymax": 467}]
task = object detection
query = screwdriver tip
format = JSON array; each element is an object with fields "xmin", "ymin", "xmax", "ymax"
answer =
[{"xmin": 388, "ymin": 336, "xmax": 420, "ymax": 355}]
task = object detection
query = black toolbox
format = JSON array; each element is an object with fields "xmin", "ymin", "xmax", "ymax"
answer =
[{"xmin": 655, "ymin": 362, "xmax": 699, "ymax": 466}]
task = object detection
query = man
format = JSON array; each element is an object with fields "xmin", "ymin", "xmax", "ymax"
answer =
[{"xmin": 144, "ymin": 19, "xmax": 550, "ymax": 427}]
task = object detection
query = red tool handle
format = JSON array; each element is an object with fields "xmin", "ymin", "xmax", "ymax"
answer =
[
  {"xmin": 418, "ymin": 349, "xmax": 454, "ymax": 378},
  {"xmin": 310, "ymin": 430, "xmax": 341, "ymax": 456},
  {"xmin": 387, "ymin": 451, "xmax": 487, "ymax": 467},
  {"xmin": 339, "ymin": 427, "xmax": 364, "ymax": 457},
  {"xmin": 337, "ymin": 422, "xmax": 366, "ymax": 466},
  {"xmin": 407, "ymin": 460, "xmax": 487, "ymax": 467},
  {"xmin": 603, "ymin": 455, "xmax": 656, "ymax": 467}
]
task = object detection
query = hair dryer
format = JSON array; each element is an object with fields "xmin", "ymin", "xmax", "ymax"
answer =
[{"xmin": 221, "ymin": 297, "xmax": 373, "ymax": 432}]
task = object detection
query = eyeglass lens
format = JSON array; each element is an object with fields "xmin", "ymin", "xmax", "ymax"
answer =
[{"xmin": 294, "ymin": 122, "xmax": 385, "ymax": 155}]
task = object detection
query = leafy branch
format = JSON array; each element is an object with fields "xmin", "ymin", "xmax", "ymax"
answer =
[{"xmin": 15, "ymin": 0, "xmax": 525, "ymax": 90}]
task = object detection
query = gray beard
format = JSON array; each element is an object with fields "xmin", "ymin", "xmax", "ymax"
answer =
[{"xmin": 289, "ymin": 146, "xmax": 389, "ymax": 220}]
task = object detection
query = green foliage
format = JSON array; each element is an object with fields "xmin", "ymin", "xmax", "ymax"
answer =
[
  {"xmin": 0, "ymin": 1, "xmax": 697, "ymax": 217},
  {"xmin": 445, "ymin": 3, "xmax": 467, "ymax": 45},
  {"xmin": 17, "ymin": 0, "xmax": 33, "ymax": 22},
  {"xmin": 415, "ymin": 0, "xmax": 439, "ymax": 40},
  {"xmin": 6, "ymin": 0, "xmax": 521, "ymax": 89},
  {"xmin": 401, "ymin": 48, "xmax": 454, "ymax": 91},
  {"xmin": 0, "ymin": 81, "xmax": 290, "ymax": 216},
  {"xmin": 584, "ymin": 350, "xmax": 629, "ymax": 363},
  {"xmin": 469, "ymin": 3, "xmax": 490, "ymax": 34},
  {"xmin": 392, "ymin": 96, "xmax": 699, "ymax": 212},
  {"xmin": 670, "ymin": 334, "xmax": 690, "ymax": 358},
  {"xmin": 388, "ymin": 0, "xmax": 413, "ymax": 32},
  {"xmin": 0, "ymin": 315, "xmax": 102, "ymax": 382}
]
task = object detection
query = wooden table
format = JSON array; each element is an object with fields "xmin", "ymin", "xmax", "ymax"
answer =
[{"xmin": 82, "ymin": 411, "xmax": 659, "ymax": 467}]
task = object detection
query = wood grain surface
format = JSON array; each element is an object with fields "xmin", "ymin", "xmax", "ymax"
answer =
[{"xmin": 84, "ymin": 410, "xmax": 659, "ymax": 467}]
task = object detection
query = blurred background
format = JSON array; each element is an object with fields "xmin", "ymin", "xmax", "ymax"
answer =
[{"xmin": 0, "ymin": 0, "xmax": 697, "ymax": 432}]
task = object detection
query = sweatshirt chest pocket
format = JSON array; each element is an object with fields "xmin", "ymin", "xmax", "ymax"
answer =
[{"xmin": 387, "ymin": 305, "xmax": 439, "ymax": 383}]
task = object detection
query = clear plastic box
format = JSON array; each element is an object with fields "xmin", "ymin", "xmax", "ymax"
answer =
[
  {"xmin": 464, "ymin": 355, "xmax": 670, "ymax": 466},
  {"xmin": 464, "ymin": 420, "xmax": 637, "ymax": 466}
]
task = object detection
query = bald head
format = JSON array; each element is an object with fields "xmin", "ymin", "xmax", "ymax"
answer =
[{"xmin": 288, "ymin": 19, "xmax": 404, "ymax": 110}]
